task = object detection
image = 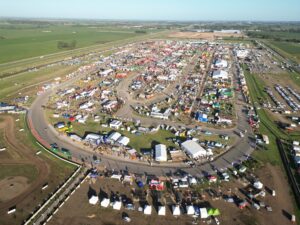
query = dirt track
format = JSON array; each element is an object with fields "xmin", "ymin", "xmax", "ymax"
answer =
[{"xmin": 0, "ymin": 115, "xmax": 50, "ymax": 213}]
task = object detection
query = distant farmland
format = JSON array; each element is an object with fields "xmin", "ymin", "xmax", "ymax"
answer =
[{"xmin": 0, "ymin": 25, "xmax": 146, "ymax": 63}]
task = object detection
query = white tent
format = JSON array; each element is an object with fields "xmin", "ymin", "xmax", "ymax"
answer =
[
  {"xmin": 172, "ymin": 205, "xmax": 181, "ymax": 216},
  {"xmin": 181, "ymin": 140, "xmax": 207, "ymax": 159},
  {"xmin": 144, "ymin": 205, "xmax": 152, "ymax": 215},
  {"xmin": 89, "ymin": 196, "xmax": 99, "ymax": 205},
  {"xmin": 200, "ymin": 208, "xmax": 208, "ymax": 219},
  {"xmin": 158, "ymin": 206, "xmax": 166, "ymax": 216},
  {"xmin": 155, "ymin": 144, "xmax": 167, "ymax": 162},
  {"xmin": 186, "ymin": 205, "xmax": 195, "ymax": 215},
  {"xmin": 113, "ymin": 201, "xmax": 122, "ymax": 210},
  {"xmin": 100, "ymin": 198, "xmax": 110, "ymax": 208}
]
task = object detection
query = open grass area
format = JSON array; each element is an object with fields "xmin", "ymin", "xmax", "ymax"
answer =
[
  {"xmin": 0, "ymin": 165, "xmax": 38, "ymax": 183},
  {"xmin": 268, "ymin": 41, "xmax": 300, "ymax": 63},
  {"xmin": 0, "ymin": 25, "xmax": 146, "ymax": 64}
]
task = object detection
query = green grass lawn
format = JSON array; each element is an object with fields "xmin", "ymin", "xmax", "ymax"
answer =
[
  {"xmin": 47, "ymin": 111, "xmax": 177, "ymax": 152},
  {"xmin": 0, "ymin": 25, "xmax": 144, "ymax": 63}
]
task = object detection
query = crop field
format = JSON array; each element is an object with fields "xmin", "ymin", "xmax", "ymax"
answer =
[
  {"xmin": 267, "ymin": 41, "xmax": 300, "ymax": 62},
  {"xmin": 0, "ymin": 24, "xmax": 148, "ymax": 64}
]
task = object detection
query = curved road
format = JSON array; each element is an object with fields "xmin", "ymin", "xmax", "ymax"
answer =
[{"xmin": 28, "ymin": 55, "xmax": 254, "ymax": 178}]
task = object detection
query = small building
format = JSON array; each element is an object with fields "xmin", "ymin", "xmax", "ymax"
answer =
[
  {"xmin": 181, "ymin": 140, "xmax": 208, "ymax": 159},
  {"xmin": 155, "ymin": 144, "xmax": 167, "ymax": 162},
  {"xmin": 107, "ymin": 132, "xmax": 122, "ymax": 142},
  {"xmin": 117, "ymin": 136, "xmax": 130, "ymax": 146},
  {"xmin": 212, "ymin": 70, "xmax": 228, "ymax": 80},
  {"xmin": 109, "ymin": 120, "xmax": 122, "ymax": 129}
]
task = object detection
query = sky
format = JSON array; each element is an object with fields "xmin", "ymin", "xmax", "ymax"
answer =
[{"xmin": 0, "ymin": 0, "xmax": 299, "ymax": 21}]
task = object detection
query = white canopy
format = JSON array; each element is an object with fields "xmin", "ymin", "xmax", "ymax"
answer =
[
  {"xmin": 172, "ymin": 205, "xmax": 181, "ymax": 216},
  {"xmin": 200, "ymin": 208, "xmax": 208, "ymax": 219},
  {"xmin": 100, "ymin": 198, "xmax": 110, "ymax": 208},
  {"xmin": 113, "ymin": 201, "xmax": 122, "ymax": 210},
  {"xmin": 144, "ymin": 205, "xmax": 152, "ymax": 215},
  {"xmin": 89, "ymin": 196, "xmax": 99, "ymax": 205},
  {"xmin": 158, "ymin": 206, "xmax": 166, "ymax": 216},
  {"xmin": 186, "ymin": 205, "xmax": 195, "ymax": 215}
]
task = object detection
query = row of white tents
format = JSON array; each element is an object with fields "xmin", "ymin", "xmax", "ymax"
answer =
[{"xmin": 89, "ymin": 195, "xmax": 209, "ymax": 217}]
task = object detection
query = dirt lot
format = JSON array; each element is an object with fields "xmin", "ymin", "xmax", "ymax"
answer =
[
  {"xmin": 0, "ymin": 115, "xmax": 76, "ymax": 225},
  {"xmin": 48, "ymin": 162, "xmax": 296, "ymax": 225},
  {"xmin": 168, "ymin": 32, "xmax": 244, "ymax": 40}
]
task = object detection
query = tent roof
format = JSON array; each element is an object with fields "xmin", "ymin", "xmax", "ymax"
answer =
[
  {"xmin": 172, "ymin": 205, "xmax": 181, "ymax": 216},
  {"xmin": 100, "ymin": 198, "xmax": 110, "ymax": 207},
  {"xmin": 89, "ymin": 196, "xmax": 99, "ymax": 205},
  {"xmin": 144, "ymin": 205, "xmax": 152, "ymax": 215},
  {"xmin": 186, "ymin": 205, "xmax": 195, "ymax": 215},
  {"xmin": 158, "ymin": 206, "xmax": 166, "ymax": 216}
]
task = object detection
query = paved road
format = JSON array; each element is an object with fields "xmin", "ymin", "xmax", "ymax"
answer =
[{"xmin": 28, "ymin": 49, "xmax": 254, "ymax": 177}]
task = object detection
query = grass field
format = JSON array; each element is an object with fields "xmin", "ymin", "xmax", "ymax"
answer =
[
  {"xmin": 46, "ymin": 111, "xmax": 177, "ymax": 152},
  {"xmin": 0, "ymin": 25, "xmax": 147, "ymax": 64},
  {"xmin": 268, "ymin": 41, "xmax": 300, "ymax": 63},
  {"xmin": 0, "ymin": 64, "xmax": 79, "ymax": 100}
]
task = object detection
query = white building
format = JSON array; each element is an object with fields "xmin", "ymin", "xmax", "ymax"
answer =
[
  {"xmin": 107, "ymin": 132, "xmax": 122, "ymax": 142},
  {"xmin": 117, "ymin": 136, "xmax": 130, "ymax": 146},
  {"xmin": 214, "ymin": 59, "xmax": 228, "ymax": 68},
  {"xmin": 155, "ymin": 144, "xmax": 167, "ymax": 162},
  {"xmin": 212, "ymin": 70, "xmax": 228, "ymax": 80},
  {"xmin": 109, "ymin": 120, "xmax": 122, "ymax": 129},
  {"xmin": 181, "ymin": 140, "xmax": 208, "ymax": 159}
]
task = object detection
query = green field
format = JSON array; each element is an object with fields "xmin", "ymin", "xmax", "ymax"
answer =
[
  {"xmin": 0, "ymin": 25, "xmax": 147, "ymax": 64},
  {"xmin": 268, "ymin": 41, "xmax": 300, "ymax": 62}
]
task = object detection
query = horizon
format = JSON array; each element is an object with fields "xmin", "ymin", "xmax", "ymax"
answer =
[{"xmin": 0, "ymin": 0, "xmax": 300, "ymax": 22}]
